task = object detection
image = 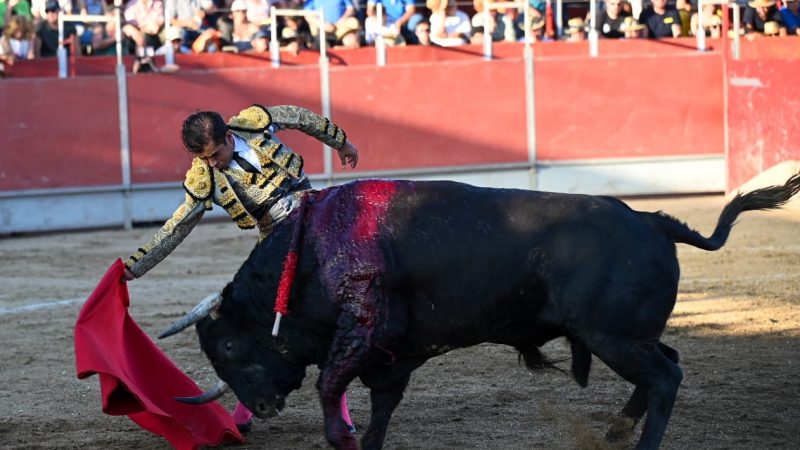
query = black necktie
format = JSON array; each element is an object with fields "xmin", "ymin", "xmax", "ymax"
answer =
[{"xmin": 232, "ymin": 153, "xmax": 260, "ymax": 174}]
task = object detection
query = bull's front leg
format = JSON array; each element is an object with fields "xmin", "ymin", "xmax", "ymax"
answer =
[
  {"xmin": 317, "ymin": 318, "xmax": 372, "ymax": 450},
  {"xmin": 359, "ymin": 359, "xmax": 423, "ymax": 450}
]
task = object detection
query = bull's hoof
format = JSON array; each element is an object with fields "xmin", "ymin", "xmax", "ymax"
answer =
[
  {"xmin": 236, "ymin": 417, "xmax": 254, "ymax": 434},
  {"xmin": 605, "ymin": 416, "xmax": 636, "ymax": 443}
]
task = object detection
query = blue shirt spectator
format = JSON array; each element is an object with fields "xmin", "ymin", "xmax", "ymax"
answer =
[
  {"xmin": 304, "ymin": 0, "xmax": 356, "ymax": 26},
  {"xmin": 780, "ymin": 0, "xmax": 800, "ymax": 35}
]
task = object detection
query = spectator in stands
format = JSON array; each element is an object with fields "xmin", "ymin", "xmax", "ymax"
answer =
[
  {"xmin": 334, "ymin": 15, "xmax": 361, "ymax": 48},
  {"xmin": 34, "ymin": 0, "xmax": 81, "ymax": 56},
  {"xmin": 1, "ymin": 0, "xmax": 34, "ymax": 31},
  {"xmin": 515, "ymin": 0, "xmax": 546, "ymax": 40},
  {"xmin": 565, "ymin": 16, "xmax": 586, "ymax": 41},
  {"xmin": 166, "ymin": 0, "xmax": 205, "ymax": 46},
  {"xmin": 224, "ymin": 0, "xmax": 260, "ymax": 51},
  {"xmin": 412, "ymin": 17, "xmax": 434, "ymax": 45},
  {"xmin": 31, "ymin": 0, "xmax": 74, "ymax": 25},
  {"xmin": 78, "ymin": 0, "xmax": 107, "ymax": 15},
  {"xmin": 279, "ymin": 13, "xmax": 313, "ymax": 52},
  {"xmin": 365, "ymin": 0, "xmax": 416, "ymax": 45},
  {"xmin": 241, "ymin": 0, "xmax": 270, "ymax": 29},
  {"xmin": 781, "ymin": 0, "xmax": 800, "ymax": 34},
  {"xmin": 591, "ymin": 0, "xmax": 631, "ymax": 38},
  {"xmin": 156, "ymin": 24, "xmax": 191, "ymax": 54},
  {"xmin": 470, "ymin": 0, "xmax": 521, "ymax": 45},
  {"xmin": 690, "ymin": 3, "xmax": 722, "ymax": 38},
  {"xmin": 428, "ymin": 0, "xmax": 471, "ymax": 47},
  {"xmin": 621, "ymin": 15, "xmax": 646, "ymax": 38},
  {"xmin": 123, "ymin": 0, "xmax": 165, "ymax": 57},
  {"xmin": 675, "ymin": 0, "xmax": 692, "ymax": 36},
  {"xmin": 303, "ymin": 0, "xmax": 357, "ymax": 49},
  {"xmin": 637, "ymin": 0, "xmax": 681, "ymax": 38},
  {"xmin": 89, "ymin": 20, "xmax": 118, "ymax": 56},
  {"xmin": 743, "ymin": 0, "xmax": 786, "ymax": 39},
  {"xmin": 0, "ymin": 14, "xmax": 34, "ymax": 75}
]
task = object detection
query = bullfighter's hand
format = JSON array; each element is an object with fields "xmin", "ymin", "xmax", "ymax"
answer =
[
  {"xmin": 338, "ymin": 140, "xmax": 359, "ymax": 169},
  {"xmin": 122, "ymin": 267, "xmax": 137, "ymax": 282}
]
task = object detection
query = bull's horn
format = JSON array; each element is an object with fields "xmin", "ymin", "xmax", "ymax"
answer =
[
  {"xmin": 174, "ymin": 380, "xmax": 230, "ymax": 404},
  {"xmin": 158, "ymin": 293, "xmax": 223, "ymax": 339}
]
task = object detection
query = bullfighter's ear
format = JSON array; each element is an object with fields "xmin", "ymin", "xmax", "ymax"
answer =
[{"xmin": 158, "ymin": 293, "xmax": 223, "ymax": 339}]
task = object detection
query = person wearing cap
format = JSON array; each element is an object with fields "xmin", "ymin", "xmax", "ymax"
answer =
[
  {"xmin": 34, "ymin": 0, "xmax": 81, "ymax": 57},
  {"xmin": 780, "ymin": 0, "xmax": 800, "ymax": 34},
  {"xmin": 590, "ymin": 0, "xmax": 632, "ymax": 39},
  {"xmin": 637, "ymin": 0, "xmax": 681, "ymax": 38},
  {"xmin": 121, "ymin": 104, "xmax": 360, "ymax": 433},
  {"xmin": 743, "ymin": 0, "xmax": 786, "ymax": 39},
  {"xmin": 155, "ymin": 25, "xmax": 191, "ymax": 55},
  {"xmin": 225, "ymin": 0, "xmax": 260, "ymax": 52},
  {"xmin": 565, "ymin": 17, "xmax": 587, "ymax": 42}
]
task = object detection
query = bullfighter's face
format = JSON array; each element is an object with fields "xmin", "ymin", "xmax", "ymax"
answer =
[
  {"xmin": 196, "ymin": 315, "xmax": 307, "ymax": 419},
  {"xmin": 198, "ymin": 131, "xmax": 235, "ymax": 170}
]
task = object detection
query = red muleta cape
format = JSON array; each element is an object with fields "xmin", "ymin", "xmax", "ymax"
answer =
[{"xmin": 74, "ymin": 259, "xmax": 245, "ymax": 450}]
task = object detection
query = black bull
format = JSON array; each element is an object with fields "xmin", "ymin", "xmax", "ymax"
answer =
[{"xmin": 164, "ymin": 176, "xmax": 800, "ymax": 450}]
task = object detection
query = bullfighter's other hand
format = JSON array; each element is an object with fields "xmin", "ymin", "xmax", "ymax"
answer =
[{"xmin": 338, "ymin": 140, "xmax": 359, "ymax": 169}]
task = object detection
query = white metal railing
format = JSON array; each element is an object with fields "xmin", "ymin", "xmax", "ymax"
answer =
[
  {"xmin": 375, "ymin": 3, "xmax": 386, "ymax": 67},
  {"xmin": 58, "ymin": 11, "xmax": 123, "ymax": 77}
]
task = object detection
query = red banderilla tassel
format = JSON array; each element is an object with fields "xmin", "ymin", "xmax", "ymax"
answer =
[{"xmin": 272, "ymin": 194, "xmax": 307, "ymax": 336}]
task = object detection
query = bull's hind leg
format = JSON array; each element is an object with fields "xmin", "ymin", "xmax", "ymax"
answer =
[
  {"xmin": 606, "ymin": 343, "xmax": 680, "ymax": 442},
  {"xmin": 590, "ymin": 337, "xmax": 683, "ymax": 450}
]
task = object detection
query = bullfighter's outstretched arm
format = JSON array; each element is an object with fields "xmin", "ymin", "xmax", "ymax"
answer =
[
  {"xmin": 265, "ymin": 105, "xmax": 348, "ymax": 150},
  {"xmin": 124, "ymin": 193, "xmax": 208, "ymax": 278}
]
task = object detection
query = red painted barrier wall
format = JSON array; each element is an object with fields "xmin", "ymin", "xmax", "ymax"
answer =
[{"xmin": 727, "ymin": 57, "xmax": 800, "ymax": 190}]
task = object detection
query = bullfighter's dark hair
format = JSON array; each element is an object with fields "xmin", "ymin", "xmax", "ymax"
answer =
[{"xmin": 181, "ymin": 111, "xmax": 228, "ymax": 154}]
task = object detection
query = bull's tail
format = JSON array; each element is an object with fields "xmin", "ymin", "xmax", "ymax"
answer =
[{"xmin": 649, "ymin": 172, "xmax": 800, "ymax": 251}]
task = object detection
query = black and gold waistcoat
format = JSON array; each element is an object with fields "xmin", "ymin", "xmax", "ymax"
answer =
[{"xmin": 125, "ymin": 104, "xmax": 347, "ymax": 277}]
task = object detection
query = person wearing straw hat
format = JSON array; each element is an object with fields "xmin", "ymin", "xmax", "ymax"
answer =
[
  {"xmin": 590, "ymin": 0, "xmax": 632, "ymax": 39},
  {"xmin": 621, "ymin": 15, "xmax": 646, "ymax": 38},
  {"xmin": 637, "ymin": 0, "xmax": 681, "ymax": 38},
  {"xmin": 743, "ymin": 0, "xmax": 786, "ymax": 39},
  {"xmin": 780, "ymin": 0, "xmax": 800, "ymax": 35}
]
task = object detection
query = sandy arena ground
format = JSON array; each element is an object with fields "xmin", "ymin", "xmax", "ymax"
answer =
[{"xmin": 1, "ymin": 194, "xmax": 799, "ymax": 450}]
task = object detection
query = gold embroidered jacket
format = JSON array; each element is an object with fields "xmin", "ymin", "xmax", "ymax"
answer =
[{"xmin": 124, "ymin": 104, "xmax": 347, "ymax": 277}]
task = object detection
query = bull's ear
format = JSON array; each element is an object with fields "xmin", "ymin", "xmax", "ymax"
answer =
[{"xmin": 159, "ymin": 293, "xmax": 223, "ymax": 339}]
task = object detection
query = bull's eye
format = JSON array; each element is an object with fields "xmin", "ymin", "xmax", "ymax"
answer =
[{"xmin": 224, "ymin": 341, "xmax": 234, "ymax": 354}]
